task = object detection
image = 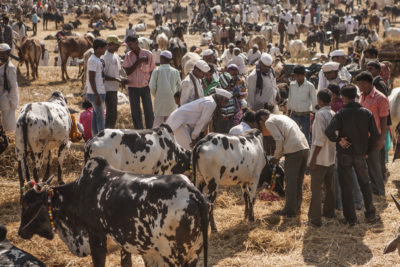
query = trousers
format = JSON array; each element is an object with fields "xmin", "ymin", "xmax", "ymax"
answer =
[
  {"xmin": 128, "ymin": 86, "xmax": 154, "ymax": 129},
  {"xmin": 105, "ymin": 91, "xmax": 118, "ymax": 129}
]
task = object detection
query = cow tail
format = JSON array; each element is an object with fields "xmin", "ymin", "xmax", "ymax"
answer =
[
  {"xmin": 194, "ymin": 190, "xmax": 208, "ymax": 267},
  {"xmin": 84, "ymin": 141, "xmax": 91, "ymax": 163},
  {"xmin": 21, "ymin": 112, "xmax": 29, "ymax": 181},
  {"xmin": 192, "ymin": 145, "xmax": 199, "ymax": 186}
]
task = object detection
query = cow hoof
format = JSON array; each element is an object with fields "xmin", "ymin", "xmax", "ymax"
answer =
[{"xmin": 211, "ymin": 227, "xmax": 218, "ymax": 233}]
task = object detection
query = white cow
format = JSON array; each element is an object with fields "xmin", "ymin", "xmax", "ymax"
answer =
[
  {"xmin": 384, "ymin": 27, "xmax": 400, "ymax": 40},
  {"xmin": 15, "ymin": 91, "xmax": 71, "ymax": 190},
  {"xmin": 138, "ymin": 37, "xmax": 153, "ymax": 50},
  {"xmin": 389, "ymin": 87, "xmax": 400, "ymax": 146},
  {"xmin": 200, "ymin": 32, "xmax": 213, "ymax": 46},
  {"xmin": 156, "ymin": 32, "xmax": 168, "ymax": 50},
  {"xmin": 260, "ymin": 25, "xmax": 273, "ymax": 43},
  {"xmin": 288, "ymin": 39, "xmax": 305, "ymax": 58},
  {"xmin": 134, "ymin": 22, "xmax": 146, "ymax": 32},
  {"xmin": 192, "ymin": 129, "xmax": 266, "ymax": 232}
]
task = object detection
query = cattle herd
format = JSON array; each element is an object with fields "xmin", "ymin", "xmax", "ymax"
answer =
[{"xmin": 4, "ymin": 0, "xmax": 400, "ymax": 266}]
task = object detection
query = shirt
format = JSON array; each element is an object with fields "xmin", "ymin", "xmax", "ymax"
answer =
[
  {"xmin": 86, "ymin": 54, "xmax": 105, "ymax": 94},
  {"xmin": 32, "ymin": 13, "xmax": 38, "ymax": 23},
  {"xmin": 79, "ymin": 108, "xmax": 93, "ymax": 141},
  {"xmin": 39, "ymin": 50, "xmax": 49, "ymax": 66},
  {"xmin": 309, "ymin": 106, "xmax": 336, "ymax": 166},
  {"xmin": 122, "ymin": 49, "xmax": 155, "ymax": 88},
  {"xmin": 330, "ymin": 97, "xmax": 344, "ymax": 112},
  {"xmin": 247, "ymin": 69, "xmax": 278, "ymax": 111},
  {"xmin": 149, "ymin": 64, "xmax": 181, "ymax": 116},
  {"xmin": 265, "ymin": 115, "xmax": 309, "ymax": 159},
  {"xmin": 102, "ymin": 50, "xmax": 121, "ymax": 92},
  {"xmin": 124, "ymin": 27, "xmax": 136, "ymax": 41},
  {"xmin": 152, "ymin": 49, "xmax": 161, "ymax": 64},
  {"xmin": 325, "ymin": 102, "xmax": 379, "ymax": 155},
  {"xmin": 229, "ymin": 121, "xmax": 251, "ymax": 135},
  {"xmin": 288, "ymin": 80, "xmax": 317, "ymax": 113},
  {"xmin": 180, "ymin": 72, "xmax": 204, "ymax": 106},
  {"xmin": 360, "ymin": 87, "xmax": 389, "ymax": 134},
  {"xmin": 270, "ymin": 47, "xmax": 281, "ymax": 58},
  {"xmin": 287, "ymin": 22, "xmax": 297, "ymax": 35},
  {"xmin": 0, "ymin": 61, "xmax": 18, "ymax": 112},
  {"xmin": 247, "ymin": 49, "xmax": 261, "ymax": 65},
  {"xmin": 167, "ymin": 96, "xmax": 217, "ymax": 140},
  {"xmin": 221, "ymin": 50, "xmax": 234, "ymax": 66}
]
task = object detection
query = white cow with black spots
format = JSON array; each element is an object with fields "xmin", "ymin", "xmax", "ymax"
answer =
[
  {"xmin": 192, "ymin": 129, "xmax": 266, "ymax": 232},
  {"xmin": 15, "ymin": 91, "xmax": 71, "ymax": 194}
]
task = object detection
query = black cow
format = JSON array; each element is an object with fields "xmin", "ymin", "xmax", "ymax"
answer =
[
  {"xmin": 18, "ymin": 157, "xmax": 208, "ymax": 267},
  {"xmin": 43, "ymin": 11, "xmax": 64, "ymax": 30},
  {"xmin": 0, "ymin": 225, "xmax": 45, "ymax": 266}
]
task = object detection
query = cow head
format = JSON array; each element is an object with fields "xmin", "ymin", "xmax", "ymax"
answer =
[
  {"xmin": 384, "ymin": 195, "xmax": 400, "ymax": 255},
  {"xmin": 48, "ymin": 91, "xmax": 67, "ymax": 106},
  {"xmin": 18, "ymin": 177, "xmax": 56, "ymax": 240}
]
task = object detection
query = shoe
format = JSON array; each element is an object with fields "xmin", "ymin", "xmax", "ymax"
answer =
[
  {"xmin": 339, "ymin": 218, "xmax": 356, "ymax": 226},
  {"xmin": 309, "ymin": 221, "xmax": 322, "ymax": 227},
  {"xmin": 323, "ymin": 213, "xmax": 337, "ymax": 219},
  {"xmin": 273, "ymin": 209, "xmax": 297, "ymax": 217},
  {"xmin": 366, "ymin": 214, "xmax": 381, "ymax": 224}
]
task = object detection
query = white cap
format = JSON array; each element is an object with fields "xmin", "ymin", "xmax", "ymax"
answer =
[
  {"xmin": 160, "ymin": 50, "xmax": 172, "ymax": 59},
  {"xmin": 40, "ymin": 41, "xmax": 45, "ymax": 45},
  {"xmin": 86, "ymin": 32, "xmax": 95, "ymax": 40},
  {"xmin": 260, "ymin": 53, "xmax": 273, "ymax": 66},
  {"xmin": 0, "ymin": 43, "xmax": 10, "ymax": 52},
  {"xmin": 330, "ymin": 49, "xmax": 346, "ymax": 57},
  {"xmin": 227, "ymin": 63, "xmax": 239, "ymax": 70},
  {"xmin": 195, "ymin": 60, "xmax": 210, "ymax": 73},
  {"xmin": 253, "ymin": 44, "xmax": 259, "ymax": 49},
  {"xmin": 202, "ymin": 49, "xmax": 214, "ymax": 57},
  {"xmin": 322, "ymin": 62, "xmax": 340, "ymax": 72},
  {"xmin": 215, "ymin": 88, "xmax": 233, "ymax": 99}
]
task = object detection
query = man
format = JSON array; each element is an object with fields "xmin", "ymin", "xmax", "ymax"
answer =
[
  {"xmin": 165, "ymin": 0, "xmax": 173, "ymax": 22},
  {"xmin": 277, "ymin": 19, "xmax": 286, "ymax": 47},
  {"xmin": 330, "ymin": 50, "xmax": 352, "ymax": 82},
  {"xmin": 287, "ymin": 18, "xmax": 297, "ymax": 41},
  {"xmin": 325, "ymin": 84, "xmax": 380, "ymax": 225},
  {"xmin": 38, "ymin": 42, "xmax": 49, "ymax": 66},
  {"xmin": 229, "ymin": 109, "xmax": 257, "ymax": 135},
  {"xmin": 166, "ymin": 88, "xmax": 232, "ymax": 150},
  {"xmin": 102, "ymin": 35, "xmax": 124, "ymax": 129},
  {"xmin": 149, "ymin": 50, "xmax": 181, "ymax": 127},
  {"xmin": 265, "ymin": 112, "xmax": 309, "ymax": 217},
  {"xmin": 220, "ymin": 24, "xmax": 229, "ymax": 51},
  {"xmin": 221, "ymin": 43, "xmax": 235, "ymax": 67},
  {"xmin": 270, "ymin": 43, "xmax": 282, "ymax": 58},
  {"xmin": 227, "ymin": 48, "xmax": 245, "ymax": 75},
  {"xmin": 122, "ymin": 35, "xmax": 156, "ymax": 129},
  {"xmin": 247, "ymin": 53, "xmax": 279, "ymax": 112},
  {"xmin": 316, "ymin": 26, "xmax": 326, "ymax": 54},
  {"xmin": 31, "ymin": 11, "xmax": 38, "ymax": 36},
  {"xmin": 17, "ymin": 20, "xmax": 26, "ymax": 45},
  {"xmin": 0, "ymin": 43, "xmax": 18, "ymax": 133},
  {"xmin": 367, "ymin": 61, "xmax": 388, "ymax": 96},
  {"xmin": 288, "ymin": 64, "xmax": 317, "ymax": 145},
  {"xmin": 86, "ymin": 38, "xmax": 108, "ymax": 136},
  {"xmin": 2, "ymin": 17, "xmax": 12, "ymax": 49},
  {"xmin": 180, "ymin": 60, "xmax": 210, "ymax": 106},
  {"xmin": 247, "ymin": 44, "xmax": 261, "ymax": 65},
  {"xmin": 356, "ymin": 72, "xmax": 389, "ymax": 196},
  {"xmin": 318, "ymin": 62, "xmax": 347, "ymax": 91},
  {"xmin": 124, "ymin": 23, "xmax": 136, "ymax": 42},
  {"xmin": 308, "ymin": 89, "xmax": 336, "ymax": 227},
  {"xmin": 152, "ymin": 43, "xmax": 161, "ymax": 66}
]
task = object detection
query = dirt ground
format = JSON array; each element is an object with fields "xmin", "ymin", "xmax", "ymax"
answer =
[{"xmin": 1, "ymin": 6, "xmax": 400, "ymax": 267}]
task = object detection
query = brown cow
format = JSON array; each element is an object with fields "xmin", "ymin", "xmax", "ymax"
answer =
[
  {"xmin": 58, "ymin": 34, "xmax": 94, "ymax": 80},
  {"xmin": 247, "ymin": 35, "xmax": 267, "ymax": 52},
  {"xmin": 17, "ymin": 37, "xmax": 41, "ymax": 80},
  {"xmin": 369, "ymin": 14, "xmax": 380, "ymax": 33}
]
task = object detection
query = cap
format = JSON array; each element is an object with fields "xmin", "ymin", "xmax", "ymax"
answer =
[
  {"xmin": 106, "ymin": 35, "xmax": 122, "ymax": 45},
  {"xmin": 160, "ymin": 50, "xmax": 172, "ymax": 59},
  {"xmin": 195, "ymin": 60, "xmax": 211, "ymax": 73},
  {"xmin": 202, "ymin": 49, "xmax": 214, "ymax": 57},
  {"xmin": 228, "ymin": 43, "xmax": 235, "ymax": 47},
  {"xmin": 227, "ymin": 63, "xmax": 239, "ymax": 70},
  {"xmin": 260, "ymin": 53, "xmax": 273, "ymax": 66},
  {"xmin": 330, "ymin": 49, "xmax": 346, "ymax": 57},
  {"xmin": 0, "ymin": 43, "xmax": 11, "ymax": 52},
  {"xmin": 215, "ymin": 88, "xmax": 233, "ymax": 99},
  {"xmin": 40, "ymin": 41, "xmax": 45, "ymax": 46},
  {"xmin": 322, "ymin": 62, "xmax": 340, "ymax": 72},
  {"xmin": 253, "ymin": 44, "xmax": 259, "ymax": 49}
]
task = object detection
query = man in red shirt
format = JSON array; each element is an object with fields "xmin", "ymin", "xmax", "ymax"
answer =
[
  {"xmin": 356, "ymin": 72, "xmax": 389, "ymax": 196},
  {"xmin": 122, "ymin": 36, "xmax": 156, "ymax": 129}
]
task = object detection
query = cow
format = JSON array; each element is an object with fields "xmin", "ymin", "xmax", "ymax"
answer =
[
  {"xmin": 134, "ymin": 22, "xmax": 146, "ymax": 32},
  {"xmin": 58, "ymin": 34, "xmax": 94, "ymax": 80},
  {"xmin": 138, "ymin": 37, "xmax": 153, "ymax": 50},
  {"xmin": 260, "ymin": 25, "xmax": 273, "ymax": 44},
  {"xmin": 200, "ymin": 32, "xmax": 213, "ymax": 46},
  {"xmin": 369, "ymin": 14, "xmax": 380, "ymax": 33},
  {"xmin": 18, "ymin": 157, "xmax": 208, "ymax": 267},
  {"xmin": 156, "ymin": 32, "xmax": 169, "ymax": 50},
  {"xmin": 288, "ymin": 39, "xmax": 305, "ymax": 58},
  {"xmin": 78, "ymin": 48, "xmax": 94, "ymax": 90},
  {"xmin": 306, "ymin": 31, "xmax": 318, "ymax": 51},
  {"xmin": 192, "ymin": 129, "xmax": 266, "ymax": 232},
  {"xmin": 247, "ymin": 35, "xmax": 267, "ymax": 52},
  {"xmin": 15, "ymin": 91, "xmax": 71, "ymax": 193},
  {"xmin": 169, "ymin": 37, "xmax": 187, "ymax": 70},
  {"xmin": 42, "ymin": 11, "xmax": 64, "ymax": 30},
  {"xmin": 182, "ymin": 52, "xmax": 201, "ymax": 76},
  {"xmin": 84, "ymin": 124, "xmax": 191, "ymax": 175},
  {"xmin": 17, "ymin": 37, "xmax": 41, "ymax": 80},
  {"xmin": 353, "ymin": 36, "xmax": 369, "ymax": 54},
  {"xmin": 384, "ymin": 195, "xmax": 400, "ymax": 255},
  {"xmin": 384, "ymin": 27, "xmax": 400, "ymax": 40},
  {"xmin": 0, "ymin": 225, "xmax": 45, "ymax": 267},
  {"xmin": 389, "ymin": 87, "xmax": 400, "ymax": 147}
]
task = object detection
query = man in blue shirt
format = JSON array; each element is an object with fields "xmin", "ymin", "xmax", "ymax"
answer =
[{"xmin": 32, "ymin": 11, "xmax": 38, "ymax": 36}]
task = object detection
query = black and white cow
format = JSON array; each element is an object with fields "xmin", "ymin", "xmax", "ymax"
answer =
[
  {"xmin": 192, "ymin": 129, "xmax": 266, "ymax": 232},
  {"xmin": 18, "ymin": 157, "xmax": 208, "ymax": 267},
  {"xmin": 84, "ymin": 124, "xmax": 191, "ymax": 175},
  {"xmin": 15, "ymin": 91, "xmax": 71, "ymax": 191},
  {"xmin": 0, "ymin": 225, "xmax": 45, "ymax": 267}
]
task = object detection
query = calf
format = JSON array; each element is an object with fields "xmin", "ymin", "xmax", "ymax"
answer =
[
  {"xmin": 84, "ymin": 124, "xmax": 191, "ymax": 175},
  {"xmin": 17, "ymin": 37, "xmax": 42, "ymax": 80},
  {"xmin": 0, "ymin": 225, "xmax": 45, "ymax": 267},
  {"xmin": 193, "ymin": 129, "xmax": 266, "ymax": 232},
  {"xmin": 15, "ymin": 91, "xmax": 71, "ymax": 192},
  {"xmin": 18, "ymin": 157, "xmax": 208, "ymax": 267}
]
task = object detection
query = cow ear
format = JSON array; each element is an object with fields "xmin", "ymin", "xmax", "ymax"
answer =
[{"xmin": 391, "ymin": 194, "xmax": 400, "ymax": 212}]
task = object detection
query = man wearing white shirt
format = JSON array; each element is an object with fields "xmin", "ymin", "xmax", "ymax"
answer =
[
  {"xmin": 308, "ymin": 89, "xmax": 336, "ymax": 227},
  {"xmin": 318, "ymin": 50, "xmax": 351, "ymax": 90},
  {"xmin": 221, "ymin": 43, "xmax": 235, "ymax": 66},
  {"xmin": 266, "ymin": 113, "xmax": 309, "ymax": 217},
  {"xmin": 39, "ymin": 42, "xmax": 49, "ymax": 66},
  {"xmin": 152, "ymin": 43, "xmax": 161, "ymax": 66},
  {"xmin": 102, "ymin": 35, "xmax": 124, "ymax": 129},
  {"xmin": 167, "ymin": 89, "xmax": 232, "ymax": 150},
  {"xmin": 124, "ymin": 23, "xmax": 136, "ymax": 42},
  {"xmin": 294, "ymin": 11, "xmax": 302, "ymax": 25},
  {"xmin": 330, "ymin": 49, "xmax": 352, "ymax": 83},
  {"xmin": 247, "ymin": 44, "xmax": 261, "ymax": 65},
  {"xmin": 270, "ymin": 43, "xmax": 281, "ymax": 58},
  {"xmin": 227, "ymin": 48, "xmax": 246, "ymax": 75},
  {"xmin": 229, "ymin": 109, "xmax": 257, "ymax": 135},
  {"xmin": 288, "ymin": 65, "xmax": 317, "ymax": 145},
  {"xmin": 180, "ymin": 60, "xmax": 209, "ymax": 105},
  {"xmin": 86, "ymin": 38, "xmax": 108, "ymax": 136},
  {"xmin": 287, "ymin": 19, "xmax": 297, "ymax": 41}
]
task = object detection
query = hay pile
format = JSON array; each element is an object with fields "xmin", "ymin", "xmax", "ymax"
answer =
[{"xmin": 378, "ymin": 39, "xmax": 400, "ymax": 61}]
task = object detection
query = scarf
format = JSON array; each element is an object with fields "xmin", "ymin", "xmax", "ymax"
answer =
[{"xmin": 256, "ymin": 64, "xmax": 269, "ymax": 96}]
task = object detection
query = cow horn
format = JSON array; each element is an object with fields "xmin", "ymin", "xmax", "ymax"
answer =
[
  {"xmin": 44, "ymin": 175, "xmax": 55, "ymax": 185},
  {"xmin": 391, "ymin": 194, "xmax": 400, "ymax": 212}
]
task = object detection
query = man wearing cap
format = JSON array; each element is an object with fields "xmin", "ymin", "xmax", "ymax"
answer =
[
  {"xmin": 318, "ymin": 50, "xmax": 351, "ymax": 90},
  {"xmin": 166, "ymin": 89, "xmax": 232, "ymax": 150},
  {"xmin": 102, "ymin": 35, "xmax": 124, "ymax": 129},
  {"xmin": 288, "ymin": 64, "xmax": 317, "ymax": 145},
  {"xmin": 180, "ymin": 60, "xmax": 210, "ymax": 106},
  {"xmin": 149, "ymin": 50, "xmax": 181, "ymax": 127},
  {"xmin": 38, "ymin": 42, "xmax": 49, "ymax": 66},
  {"xmin": 0, "ymin": 43, "xmax": 18, "ymax": 133},
  {"xmin": 330, "ymin": 50, "xmax": 352, "ymax": 82},
  {"xmin": 221, "ymin": 43, "xmax": 235, "ymax": 67},
  {"xmin": 247, "ymin": 53, "xmax": 279, "ymax": 112},
  {"xmin": 318, "ymin": 62, "xmax": 345, "ymax": 91},
  {"xmin": 2, "ymin": 17, "xmax": 12, "ymax": 49},
  {"xmin": 247, "ymin": 44, "xmax": 261, "ymax": 65},
  {"xmin": 227, "ymin": 48, "xmax": 246, "ymax": 75},
  {"xmin": 325, "ymin": 84, "xmax": 380, "ymax": 225},
  {"xmin": 122, "ymin": 35, "xmax": 156, "ymax": 129}
]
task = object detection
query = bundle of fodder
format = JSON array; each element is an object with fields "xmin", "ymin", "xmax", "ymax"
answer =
[{"xmin": 378, "ymin": 39, "xmax": 400, "ymax": 61}]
